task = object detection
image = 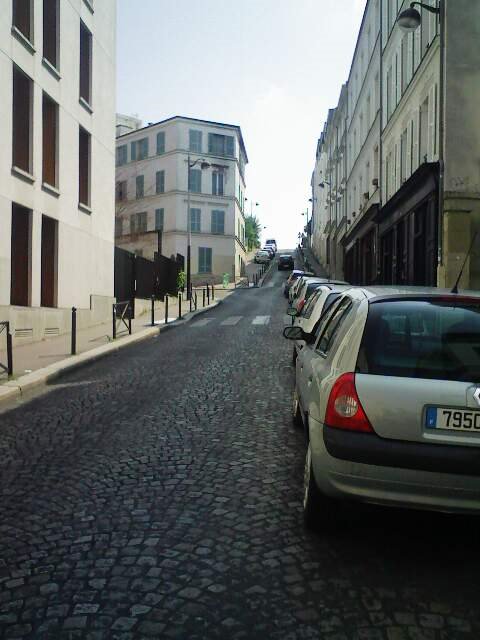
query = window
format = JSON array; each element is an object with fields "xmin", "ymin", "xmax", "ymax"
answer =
[
  {"xmin": 79, "ymin": 127, "xmax": 91, "ymax": 207},
  {"xmin": 199, "ymin": 247, "xmax": 212, "ymax": 273},
  {"xmin": 211, "ymin": 210, "xmax": 225, "ymax": 234},
  {"xmin": 115, "ymin": 218, "xmax": 123, "ymax": 237},
  {"xmin": 400, "ymin": 128, "xmax": 408, "ymax": 183},
  {"xmin": 131, "ymin": 138, "xmax": 148, "ymax": 161},
  {"xmin": 357, "ymin": 299, "xmax": 480, "ymax": 381},
  {"xmin": 156, "ymin": 170, "xmax": 165, "ymax": 194},
  {"xmin": 189, "ymin": 129, "xmax": 202, "ymax": 153},
  {"xmin": 115, "ymin": 180, "xmax": 127, "ymax": 201},
  {"xmin": 208, "ymin": 133, "xmax": 234, "ymax": 157},
  {"xmin": 12, "ymin": 65, "xmax": 33, "ymax": 174},
  {"xmin": 401, "ymin": 34, "xmax": 408, "ymax": 94},
  {"xmin": 155, "ymin": 208, "xmax": 164, "ymax": 231},
  {"xmin": 136, "ymin": 175, "xmax": 144, "ymax": 199},
  {"xmin": 43, "ymin": 0, "xmax": 59, "ymax": 69},
  {"xmin": 42, "ymin": 92, "xmax": 58, "ymax": 187},
  {"xmin": 316, "ymin": 298, "xmax": 353, "ymax": 355},
  {"xmin": 212, "ymin": 172, "xmax": 224, "ymax": 196},
  {"xmin": 116, "ymin": 145, "xmax": 127, "ymax": 167},
  {"xmin": 79, "ymin": 21, "xmax": 92, "ymax": 105},
  {"xmin": 386, "ymin": 65, "xmax": 393, "ymax": 120},
  {"xmin": 189, "ymin": 168, "xmax": 201, "ymax": 193},
  {"xmin": 156, "ymin": 132, "xmax": 165, "ymax": 155},
  {"xmin": 419, "ymin": 96, "xmax": 429, "ymax": 163},
  {"xmin": 190, "ymin": 208, "xmax": 201, "ymax": 232},
  {"xmin": 13, "ymin": 0, "xmax": 33, "ymax": 43},
  {"xmin": 130, "ymin": 211, "xmax": 147, "ymax": 234}
]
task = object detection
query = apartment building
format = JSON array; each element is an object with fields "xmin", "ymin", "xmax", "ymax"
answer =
[
  {"xmin": 0, "ymin": 0, "xmax": 116, "ymax": 344},
  {"xmin": 115, "ymin": 116, "xmax": 248, "ymax": 283},
  {"xmin": 311, "ymin": 0, "xmax": 480, "ymax": 289}
]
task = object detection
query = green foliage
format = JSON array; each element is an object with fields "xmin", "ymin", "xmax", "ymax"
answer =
[
  {"xmin": 245, "ymin": 215, "xmax": 262, "ymax": 251},
  {"xmin": 177, "ymin": 270, "xmax": 186, "ymax": 291}
]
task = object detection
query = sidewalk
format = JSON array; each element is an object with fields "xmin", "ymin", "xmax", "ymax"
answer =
[
  {"xmin": 297, "ymin": 245, "xmax": 328, "ymax": 277},
  {"xmin": 0, "ymin": 287, "xmax": 233, "ymax": 382}
]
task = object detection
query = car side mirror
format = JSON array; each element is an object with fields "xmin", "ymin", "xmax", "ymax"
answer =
[
  {"xmin": 283, "ymin": 326, "xmax": 305, "ymax": 340},
  {"xmin": 286, "ymin": 307, "xmax": 297, "ymax": 317}
]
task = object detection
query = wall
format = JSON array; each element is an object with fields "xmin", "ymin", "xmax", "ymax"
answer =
[{"xmin": 0, "ymin": 0, "xmax": 116, "ymax": 342}]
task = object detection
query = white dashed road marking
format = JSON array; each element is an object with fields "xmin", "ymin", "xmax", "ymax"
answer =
[
  {"xmin": 252, "ymin": 316, "xmax": 270, "ymax": 326},
  {"xmin": 220, "ymin": 316, "xmax": 243, "ymax": 326},
  {"xmin": 191, "ymin": 318, "xmax": 214, "ymax": 327}
]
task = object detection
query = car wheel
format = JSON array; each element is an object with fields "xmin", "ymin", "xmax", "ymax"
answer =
[
  {"xmin": 303, "ymin": 443, "xmax": 341, "ymax": 531},
  {"xmin": 292, "ymin": 388, "xmax": 303, "ymax": 428}
]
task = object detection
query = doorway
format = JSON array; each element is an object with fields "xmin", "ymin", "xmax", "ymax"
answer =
[{"xmin": 10, "ymin": 203, "xmax": 31, "ymax": 306}]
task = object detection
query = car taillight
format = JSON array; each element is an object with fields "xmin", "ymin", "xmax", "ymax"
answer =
[
  {"xmin": 297, "ymin": 298, "xmax": 306, "ymax": 312},
  {"xmin": 325, "ymin": 373, "xmax": 373, "ymax": 433}
]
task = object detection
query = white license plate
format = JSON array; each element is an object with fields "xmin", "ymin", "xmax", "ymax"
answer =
[{"xmin": 426, "ymin": 407, "xmax": 480, "ymax": 431}]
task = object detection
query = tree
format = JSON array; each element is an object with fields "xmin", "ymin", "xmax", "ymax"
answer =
[{"xmin": 245, "ymin": 215, "xmax": 262, "ymax": 251}]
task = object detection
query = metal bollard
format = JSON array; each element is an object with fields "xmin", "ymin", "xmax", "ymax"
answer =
[
  {"xmin": 203, "ymin": 288, "xmax": 206, "ymax": 307},
  {"xmin": 189, "ymin": 294, "xmax": 193, "ymax": 312},
  {"xmin": 112, "ymin": 304, "xmax": 116, "ymax": 340},
  {"xmin": 178, "ymin": 293, "xmax": 182, "ymax": 319},
  {"xmin": 6, "ymin": 321, "xmax": 13, "ymax": 377},
  {"xmin": 165, "ymin": 296, "xmax": 169, "ymax": 325},
  {"xmin": 212, "ymin": 284, "xmax": 214, "ymax": 300},
  {"xmin": 195, "ymin": 291, "xmax": 198, "ymax": 310},
  {"xmin": 71, "ymin": 307, "xmax": 77, "ymax": 355},
  {"xmin": 151, "ymin": 295, "xmax": 155, "ymax": 326},
  {"xmin": 207, "ymin": 285, "xmax": 210, "ymax": 305}
]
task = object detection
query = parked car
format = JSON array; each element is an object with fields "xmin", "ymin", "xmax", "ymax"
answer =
[
  {"xmin": 265, "ymin": 239, "xmax": 277, "ymax": 254},
  {"xmin": 284, "ymin": 270, "xmax": 311, "ymax": 298},
  {"xmin": 288, "ymin": 284, "xmax": 351, "ymax": 363},
  {"xmin": 291, "ymin": 277, "xmax": 348, "ymax": 312},
  {"xmin": 254, "ymin": 250, "xmax": 270, "ymax": 264},
  {"xmin": 278, "ymin": 254, "xmax": 295, "ymax": 271},
  {"xmin": 283, "ymin": 286, "xmax": 480, "ymax": 530},
  {"xmin": 262, "ymin": 246, "xmax": 275, "ymax": 259}
]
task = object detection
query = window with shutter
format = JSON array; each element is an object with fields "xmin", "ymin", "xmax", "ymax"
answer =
[
  {"xmin": 189, "ymin": 130, "xmax": 202, "ymax": 153},
  {"xmin": 189, "ymin": 169, "xmax": 201, "ymax": 193},
  {"xmin": 131, "ymin": 141, "xmax": 137, "ymax": 162},
  {"xmin": 156, "ymin": 170, "xmax": 165, "ymax": 194},
  {"xmin": 138, "ymin": 138, "xmax": 148, "ymax": 160},
  {"xmin": 211, "ymin": 210, "xmax": 225, "ymax": 234},
  {"xmin": 155, "ymin": 208, "xmax": 164, "ymax": 231},
  {"xmin": 212, "ymin": 172, "xmax": 224, "ymax": 196},
  {"xmin": 190, "ymin": 208, "xmax": 201, "ymax": 232},
  {"xmin": 116, "ymin": 145, "xmax": 127, "ymax": 166},
  {"xmin": 156, "ymin": 132, "xmax": 165, "ymax": 155},
  {"xmin": 136, "ymin": 175, "xmax": 144, "ymax": 199},
  {"xmin": 198, "ymin": 247, "xmax": 212, "ymax": 273}
]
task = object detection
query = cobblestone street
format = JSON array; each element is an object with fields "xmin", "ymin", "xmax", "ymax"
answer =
[{"xmin": 0, "ymin": 266, "xmax": 479, "ymax": 640}]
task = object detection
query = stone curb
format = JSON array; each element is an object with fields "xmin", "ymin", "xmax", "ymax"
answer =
[
  {"xmin": 258, "ymin": 258, "xmax": 276, "ymax": 287},
  {"xmin": 0, "ymin": 297, "xmax": 226, "ymax": 409}
]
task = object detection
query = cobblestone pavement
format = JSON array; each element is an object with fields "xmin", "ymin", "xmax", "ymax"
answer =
[{"xmin": 0, "ymin": 260, "xmax": 479, "ymax": 639}]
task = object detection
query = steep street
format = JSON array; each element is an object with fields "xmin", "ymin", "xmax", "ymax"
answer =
[{"xmin": 0, "ymin": 264, "xmax": 479, "ymax": 639}]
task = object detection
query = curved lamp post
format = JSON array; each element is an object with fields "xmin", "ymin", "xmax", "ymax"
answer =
[{"xmin": 397, "ymin": 2, "xmax": 440, "ymax": 31}]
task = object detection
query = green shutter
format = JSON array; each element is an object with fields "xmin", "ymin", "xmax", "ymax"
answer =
[{"xmin": 131, "ymin": 141, "xmax": 137, "ymax": 161}]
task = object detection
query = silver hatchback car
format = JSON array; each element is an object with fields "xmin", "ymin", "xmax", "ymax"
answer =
[{"xmin": 284, "ymin": 287, "xmax": 480, "ymax": 529}]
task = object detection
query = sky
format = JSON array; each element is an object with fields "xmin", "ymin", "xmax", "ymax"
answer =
[{"xmin": 117, "ymin": 0, "xmax": 366, "ymax": 249}]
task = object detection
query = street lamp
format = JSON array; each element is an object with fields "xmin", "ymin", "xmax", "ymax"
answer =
[
  {"xmin": 186, "ymin": 155, "xmax": 211, "ymax": 299},
  {"xmin": 397, "ymin": 2, "xmax": 440, "ymax": 31}
]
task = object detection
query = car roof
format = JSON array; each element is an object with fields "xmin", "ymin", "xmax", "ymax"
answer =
[
  {"xmin": 338, "ymin": 285, "xmax": 480, "ymax": 302},
  {"xmin": 279, "ymin": 254, "xmax": 292, "ymax": 258}
]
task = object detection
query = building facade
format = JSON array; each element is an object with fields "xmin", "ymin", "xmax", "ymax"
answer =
[
  {"xmin": 311, "ymin": 0, "xmax": 480, "ymax": 290},
  {"xmin": 115, "ymin": 116, "xmax": 248, "ymax": 284},
  {"xmin": 0, "ymin": 0, "xmax": 116, "ymax": 345}
]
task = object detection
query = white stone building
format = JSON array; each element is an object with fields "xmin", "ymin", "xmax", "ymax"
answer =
[
  {"xmin": 115, "ymin": 116, "xmax": 248, "ymax": 284},
  {"xmin": 0, "ymin": 0, "xmax": 116, "ymax": 344},
  {"xmin": 311, "ymin": 0, "xmax": 480, "ymax": 289}
]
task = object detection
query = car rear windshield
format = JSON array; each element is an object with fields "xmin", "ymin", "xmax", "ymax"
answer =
[{"xmin": 357, "ymin": 298, "xmax": 480, "ymax": 382}]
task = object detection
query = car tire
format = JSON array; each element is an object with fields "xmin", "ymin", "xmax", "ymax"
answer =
[
  {"xmin": 303, "ymin": 443, "xmax": 343, "ymax": 531},
  {"xmin": 292, "ymin": 388, "xmax": 303, "ymax": 428}
]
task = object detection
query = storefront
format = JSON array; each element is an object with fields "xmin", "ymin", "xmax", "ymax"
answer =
[
  {"xmin": 375, "ymin": 163, "xmax": 439, "ymax": 286},
  {"xmin": 342, "ymin": 204, "xmax": 379, "ymax": 285}
]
